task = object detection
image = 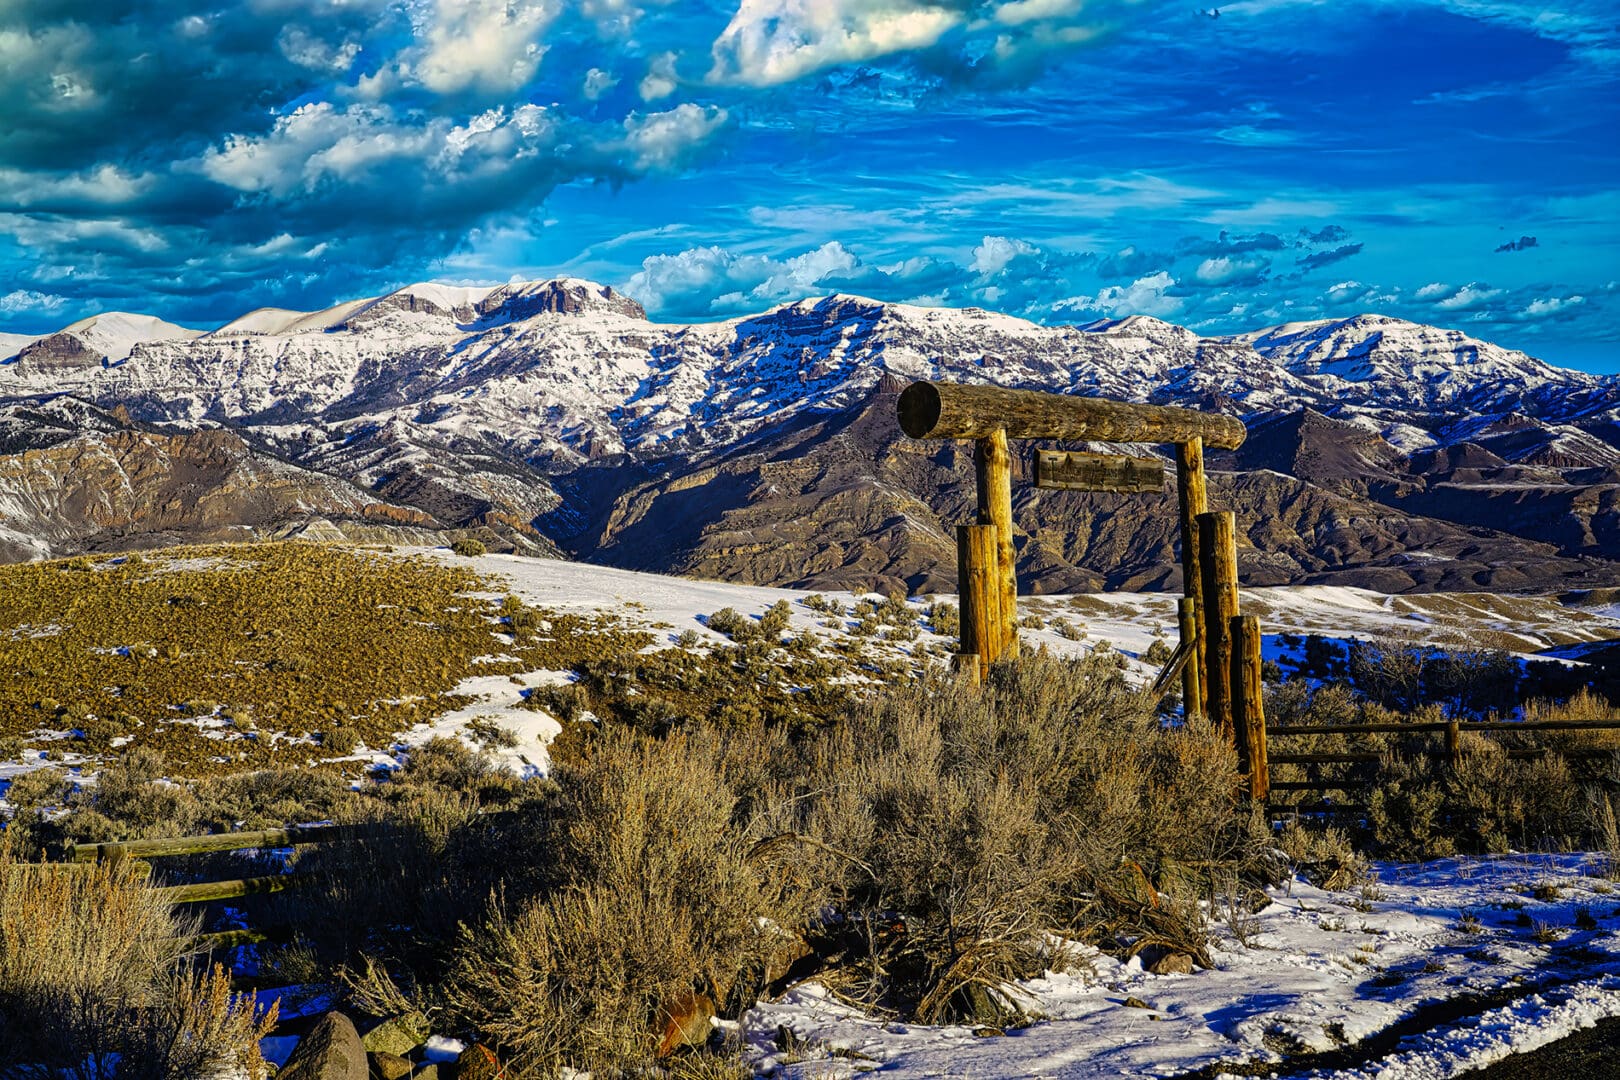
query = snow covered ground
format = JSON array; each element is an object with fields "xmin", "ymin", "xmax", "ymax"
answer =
[
  {"xmin": 377, "ymin": 551, "xmax": 1620, "ymax": 777},
  {"xmin": 741, "ymin": 854, "xmax": 1620, "ymax": 1080}
]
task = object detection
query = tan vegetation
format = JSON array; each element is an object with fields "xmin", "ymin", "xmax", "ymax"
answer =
[
  {"xmin": 0, "ymin": 542, "xmax": 652, "ymax": 777},
  {"xmin": 0, "ymin": 844, "xmax": 274, "ymax": 1078}
]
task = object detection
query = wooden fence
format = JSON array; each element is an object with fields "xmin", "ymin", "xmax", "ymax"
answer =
[
  {"xmin": 1263, "ymin": 716, "xmax": 1620, "ymax": 816},
  {"xmin": 61, "ymin": 822, "xmax": 388, "ymax": 952}
]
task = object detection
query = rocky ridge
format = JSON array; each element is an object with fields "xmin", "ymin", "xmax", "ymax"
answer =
[{"xmin": 0, "ymin": 279, "xmax": 1615, "ymax": 591}]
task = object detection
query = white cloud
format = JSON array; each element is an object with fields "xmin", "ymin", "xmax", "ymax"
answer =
[
  {"xmin": 638, "ymin": 51, "xmax": 680, "ymax": 100},
  {"xmin": 583, "ymin": 67, "xmax": 620, "ymax": 99},
  {"xmin": 1194, "ymin": 254, "xmax": 1268, "ymax": 286},
  {"xmin": 622, "ymin": 104, "xmax": 728, "ymax": 170},
  {"xmin": 1415, "ymin": 281, "xmax": 1452, "ymax": 300},
  {"xmin": 1056, "ymin": 271, "xmax": 1182, "ymax": 319},
  {"xmin": 971, "ymin": 235, "xmax": 1039, "ymax": 275},
  {"xmin": 1520, "ymin": 294, "xmax": 1585, "ymax": 320},
  {"xmin": 1433, "ymin": 282, "xmax": 1504, "ymax": 311},
  {"xmin": 708, "ymin": 0, "xmax": 964, "ymax": 86},
  {"xmin": 412, "ymin": 0, "xmax": 558, "ymax": 96},
  {"xmin": 198, "ymin": 102, "xmax": 573, "ymax": 196},
  {"xmin": 0, "ymin": 289, "xmax": 68, "ymax": 314}
]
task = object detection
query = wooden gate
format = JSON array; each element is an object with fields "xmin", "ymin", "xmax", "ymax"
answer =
[{"xmin": 897, "ymin": 380, "xmax": 1270, "ymax": 798}]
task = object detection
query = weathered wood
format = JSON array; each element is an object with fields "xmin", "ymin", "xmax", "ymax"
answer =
[
  {"xmin": 156, "ymin": 872, "xmax": 309, "ymax": 905},
  {"xmin": 975, "ymin": 428, "xmax": 1018, "ymax": 659},
  {"xmin": 1232, "ymin": 614, "xmax": 1268, "ymax": 801},
  {"xmin": 1034, "ymin": 449, "xmax": 1165, "ymax": 492},
  {"xmin": 957, "ymin": 524, "xmax": 1002, "ymax": 678},
  {"xmin": 1149, "ymin": 637, "xmax": 1193, "ymax": 700},
  {"xmin": 1446, "ymin": 719, "xmax": 1461, "ymax": 765},
  {"xmin": 1177, "ymin": 596, "xmax": 1203, "ymax": 725},
  {"xmin": 189, "ymin": 927, "xmax": 274, "ymax": 952},
  {"xmin": 1176, "ymin": 440, "xmax": 1208, "ymax": 718},
  {"xmin": 1269, "ymin": 753, "xmax": 1383, "ymax": 765},
  {"xmin": 71, "ymin": 822, "xmax": 376, "ymax": 863},
  {"xmin": 1197, "ymin": 511, "xmax": 1240, "ymax": 740},
  {"xmin": 1266, "ymin": 718, "xmax": 1620, "ymax": 736},
  {"xmin": 898, "ymin": 381, "xmax": 1248, "ymax": 448}
]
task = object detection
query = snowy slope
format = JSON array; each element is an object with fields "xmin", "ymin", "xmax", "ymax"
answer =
[
  {"xmin": 2, "ymin": 283, "xmax": 1610, "ymax": 470},
  {"xmin": 47, "ymin": 311, "xmax": 203, "ymax": 362}
]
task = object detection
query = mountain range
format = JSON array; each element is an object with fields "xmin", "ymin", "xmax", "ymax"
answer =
[{"xmin": 3, "ymin": 277, "xmax": 1617, "ymax": 595}]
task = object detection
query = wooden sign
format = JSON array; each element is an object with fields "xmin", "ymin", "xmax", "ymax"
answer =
[{"xmin": 1035, "ymin": 449, "xmax": 1165, "ymax": 493}]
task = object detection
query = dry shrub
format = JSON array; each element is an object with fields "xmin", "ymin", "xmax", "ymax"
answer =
[
  {"xmin": 0, "ymin": 845, "xmax": 273, "ymax": 1078},
  {"xmin": 1530, "ymin": 689, "xmax": 1620, "ymax": 753},
  {"xmin": 446, "ymin": 727, "xmax": 794, "ymax": 1074},
  {"xmin": 1276, "ymin": 821, "xmax": 1366, "ymax": 890},
  {"xmin": 791, "ymin": 652, "xmax": 1262, "ymax": 1024}
]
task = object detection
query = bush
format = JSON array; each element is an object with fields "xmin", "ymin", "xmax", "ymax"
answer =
[
  {"xmin": 1142, "ymin": 638, "xmax": 1173, "ymax": 667},
  {"xmin": 758, "ymin": 600, "xmax": 792, "ymax": 639},
  {"xmin": 925, "ymin": 601, "xmax": 958, "ymax": 639},
  {"xmin": 705, "ymin": 608, "xmax": 750, "ymax": 641},
  {"xmin": 0, "ymin": 846, "xmax": 275, "ymax": 1078},
  {"xmin": 450, "ymin": 538, "xmax": 487, "ymax": 557},
  {"xmin": 446, "ymin": 728, "xmax": 797, "ymax": 1073}
]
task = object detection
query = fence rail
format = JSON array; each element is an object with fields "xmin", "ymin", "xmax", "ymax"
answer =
[
  {"xmin": 68, "ymin": 822, "xmax": 384, "ymax": 864},
  {"xmin": 1264, "ymin": 713, "xmax": 1620, "ymax": 814}
]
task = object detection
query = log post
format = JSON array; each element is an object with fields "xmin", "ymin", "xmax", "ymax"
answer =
[
  {"xmin": 898, "ymin": 381, "xmax": 1248, "ymax": 448},
  {"xmin": 1175, "ymin": 439, "xmax": 1208, "ymax": 719},
  {"xmin": 1232, "ymin": 614, "xmax": 1269, "ymax": 801},
  {"xmin": 975, "ymin": 428, "xmax": 1018, "ymax": 659},
  {"xmin": 957, "ymin": 523, "xmax": 1002, "ymax": 679},
  {"xmin": 1446, "ymin": 719, "xmax": 1461, "ymax": 766},
  {"xmin": 1197, "ymin": 511, "xmax": 1240, "ymax": 740},
  {"xmin": 1178, "ymin": 597, "xmax": 1203, "ymax": 726}
]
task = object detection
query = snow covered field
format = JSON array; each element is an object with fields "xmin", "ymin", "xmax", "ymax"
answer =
[{"xmin": 739, "ymin": 853, "xmax": 1620, "ymax": 1079}]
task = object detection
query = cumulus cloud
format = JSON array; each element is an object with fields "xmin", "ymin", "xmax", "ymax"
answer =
[
  {"xmin": 1193, "ymin": 254, "xmax": 1270, "ymax": 287},
  {"xmin": 626, "ymin": 240, "xmax": 876, "ymax": 315},
  {"xmin": 706, "ymin": 0, "xmax": 1146, "ymax": 86},
  {"xmin": 1518, "ymin": 294, "xmax": 1584, "ymax": 320},
  {"xmin": 638, "ymin": 52, "xmax": 681, "ymax": 100},
  {"xmin": 1429, "ymin": 282, "xmax": 1505, "ymax": 312},
  {"xmin": 623, "ymin": 104, "xmax": 730, "ymax": 170},
  {"xmin": 411, "ymin": 0, "xmax": 559, "ymax": 97},
  {"xmin": 583, "ymin": 67, "xmax": 620, "ymax": 99},
  {"xmin": 709, "ymin": 0, "xmax": 965, "ymax": 86},
  {"xmin": 1055, "ymin": 271, "xmax": 1183, "ymax": 320}
]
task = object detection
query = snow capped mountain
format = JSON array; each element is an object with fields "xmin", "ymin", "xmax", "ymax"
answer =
[
  {"xmin": 9, "ymin": 312, "xmax": 203, "ymax": 372},
  {"xmin": 0, "ymin": 278, "xmax": 1615, "ymax": 588}
]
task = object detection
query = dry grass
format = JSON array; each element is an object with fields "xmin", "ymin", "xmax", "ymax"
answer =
[
  {"xmin": 0, "ymin": 542, "xmax": 654, "ymax": 777},
  {"xmin": 0, "ymin": 844, "xmax": 274, "ymax": 1078}
]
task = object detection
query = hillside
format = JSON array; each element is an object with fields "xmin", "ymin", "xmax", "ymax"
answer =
[{"xmin": 2, "ymin": 281, "xmax": 1617, "ymax": 591}]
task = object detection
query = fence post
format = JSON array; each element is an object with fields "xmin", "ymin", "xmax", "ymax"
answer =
[
  {"xmin": 957, "ymin": 523, "xmax": 1001, "ymax": 681},
  {"xmin": 1446, "ymin": 719, "xmax": 1461, "ymax": 766},
  {"xmin": 1197, "ymin": 511, "xmax": 1240, "ymax": 740},
  {"xmin": 1175, "ymin": 439, "xmax": 1208, "ymax": 718},
  {"xmin": 1178, "ymin": 597, "xmax": 1203, "ymax": 725},
  {"xmin": 1232, "ymin": 614, "xmax": 1269, "ymax": 801},
  {"xmin": 975, "ymin": 427, "xmax": 1018, "ymax": 659}
]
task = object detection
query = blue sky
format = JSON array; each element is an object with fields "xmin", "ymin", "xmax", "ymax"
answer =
[{"xmin": 2, "ymin": 1, "xmax": 1617, "ymax": 370}]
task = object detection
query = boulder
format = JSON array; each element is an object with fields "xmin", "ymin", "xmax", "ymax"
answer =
[
  {"xmin": 368, "ymin": 1052, "xmax": 413, "ymax": 1080},
  {"xmin": 455, "ymin": 1044, "xmax": 503, "ymax": 1080},
  {"xmin": 280, "ymin": 1012, "xmax": 366, "ymax": 1080},
  {"xmin": 360, "ymin": 1011, "xmax": 430, "ymax": 1056}
]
